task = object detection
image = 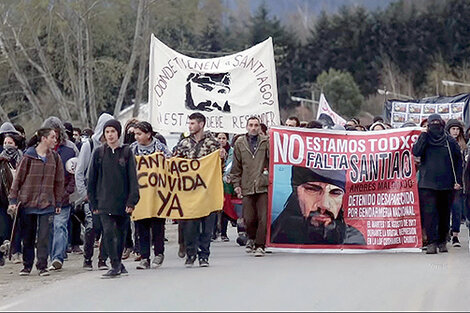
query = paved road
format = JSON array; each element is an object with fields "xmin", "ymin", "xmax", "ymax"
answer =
[{"xmin": 1, "ymin": 225, "xmax": 470, "ymax": 311}]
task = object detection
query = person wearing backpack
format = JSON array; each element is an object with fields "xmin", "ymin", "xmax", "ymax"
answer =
[
  {"xmin": 87, "ymin": 119, "xmax": 140, "ymax": 278},
  {"xmin": 8, "ymin": 128, "xmax": 64, "ymax": 276},
  {"xmin": 75, "ymin": 113, "xmax": 113, "ymax": 270}
]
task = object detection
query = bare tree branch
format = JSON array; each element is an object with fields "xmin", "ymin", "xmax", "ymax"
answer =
[
  {"xmin": 133, "ymin": 0, "xmax": 150, "ymax": 118},
  {"xmin": 0, "ymin": 31, "xmax": 44, "ymax": 118},
  {"xmin": 113, "ymin": 0, "xmax": 144, "ymax": 117},
  {"xmin": 85, "ymin": 13, "xmax": 97, "ymax": 126}
]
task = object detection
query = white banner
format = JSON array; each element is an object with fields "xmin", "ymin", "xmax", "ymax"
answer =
[
  {"xmin": 316, "ymin": 93, "xmax": 347, "ymax": 126},
  {"xmin": 148, "ymin": 35, "xmax": 280, "ymax": 134}
]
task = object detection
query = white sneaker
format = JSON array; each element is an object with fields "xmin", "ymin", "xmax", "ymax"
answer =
[
  {"xmin": 245, "ymin": 240, "xmax": 255, "ymax": 253},
  {"xmin": 152, "ymin": 254, "xmax": 164, "ymax": 268},
  {"xmin": 11, "ymin": 253, "xmax": 22, "ymax": 264},
  {"xmin": 254, "ymin": 247, "xmax": 265, "ymax": 257},
  {"xmin": 49, "ymin": 259, "xmax": 63, "ymax": 270}
]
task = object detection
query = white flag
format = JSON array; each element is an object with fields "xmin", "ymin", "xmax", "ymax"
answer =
[
  {"xmin": 148, "ymin": 35, "xmax": 280, "ymax": 134},
  {"xmin": 316, "ymin": 93, "xmax": 347, "ymax": 126}
]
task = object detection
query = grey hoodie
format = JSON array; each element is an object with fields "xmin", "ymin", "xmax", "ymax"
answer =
[
  {"xmin": 74, "ymin": 113, "xmax": 114, "ymax": 204},
  {"xmin": 41, "ymin": 117, "xmax": 79, "ymax": 153},
  {"xmin": 0, "ymin": 122, "xmax": 20, "ymax": 135}
]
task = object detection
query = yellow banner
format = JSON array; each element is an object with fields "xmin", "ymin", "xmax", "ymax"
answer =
[{"xmin": 132, "ymin": 151, "xmax": 223, "ymax": 220}]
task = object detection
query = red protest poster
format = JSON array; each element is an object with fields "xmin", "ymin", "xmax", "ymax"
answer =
[{"xmin": 267, "ymin": 127, "xmax": 423, "ymax": 252}]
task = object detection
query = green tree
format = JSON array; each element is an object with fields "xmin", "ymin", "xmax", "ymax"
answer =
[
  {"xmin": 305, "ymin": 6, "xmax": 381, "ymax": 96},
  {"xmin": 315, "ymin": 68, "xmax": 364, "ymax": 118},
  {"xmin": 249, "ymin": 3, "xmax": 303, "ymax": 110}
]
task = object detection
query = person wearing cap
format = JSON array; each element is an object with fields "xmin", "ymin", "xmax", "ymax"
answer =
[
  {"xmin": 445, "ymin": 119, "xmax": 467, "ymax": 248},
  {"xmin": 87, "ymin": 119, "xmax": 140, "ymax": 278},
  {"xmin": 345, "ymin": 118, "xmax": 360, "ymax": 128},
  {"xmin": 373, "ymin": 116, "xmax": 384, "ymax": 124},
  {"xmin": 270, "ymin": 166, "xmax": 365, "ymax": 245},
  {"xmin": 231, "ymin": 116, "xmax": 270, "ymax": 256},
  {"xmin": 0, "ymin": 122, "xmax": 22, "ymax": 154},
  {"xmin": 369, "ymin": 121, "xmax": 386, "ymax": 131},
  {"xmin": 413, "ymin": 114, "xmax": 462, "ymax": 254},
  {"xmin": 317, "ymin": 113, "xmax": 335, "ymax": 129}
]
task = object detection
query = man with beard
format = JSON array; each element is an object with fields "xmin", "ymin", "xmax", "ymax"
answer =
[
  {"xmin": 413, "ymin": 113, "xmax": 462, "ymax": 254},
  {"xmin": 270, "ymin": 166, "xmax": 365, "ymax": 245}
]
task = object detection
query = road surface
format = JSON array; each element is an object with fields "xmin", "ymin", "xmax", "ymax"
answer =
[{"xmin": 1, "ymin": 224, "xmax": 470, "ymax": 311}]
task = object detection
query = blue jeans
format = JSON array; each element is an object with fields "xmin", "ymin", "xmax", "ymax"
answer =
[
  {"xmin": 451, "ymin": 191, "xmax": 464, "ymax": 233},
  {"xmin": 50, "ymin": 205, "xmax": 71, "ymax": 263}
]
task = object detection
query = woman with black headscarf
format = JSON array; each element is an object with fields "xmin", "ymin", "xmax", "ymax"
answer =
[{"xmin": 413, "ymin": 114, "xmax": 462, "ymax": 254}]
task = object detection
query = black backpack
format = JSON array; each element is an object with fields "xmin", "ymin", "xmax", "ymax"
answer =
[{"xmin": 94, "ymin": 144, "xmax": 132, "ymax": 166}]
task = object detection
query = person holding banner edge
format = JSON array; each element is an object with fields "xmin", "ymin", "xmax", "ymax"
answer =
[
  {"xmin": 173, "ymin": 112, "xmax": 226, "ymax": 268},
  {"xmin": 412, "ymin": 114, "xmax": 462, "ymax": 254},
  {"xmin": 130, "ymin": 121, "xmax": 171, "ymax": 270}
]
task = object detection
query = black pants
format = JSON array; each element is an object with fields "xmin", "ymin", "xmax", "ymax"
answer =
[
  {"xmin": 0, "ymin": 207, "xmax": 12, "ymax": 259},
  {"xmin": 100, "ymin": 214, "xmax": 129, "ymax": 270},
  {"xmin": 178, "ymin": 221, "xmax": 184, "ymax": 246},
  {"xmin": 220, "ymin": 212, "xmax": 233, "ymax": 237},
  {"xmin": 133, "ymin": 221, "xmax": 140, "ymax": 254},
  {"xmin": 179, "ymin": 212, "xmax": 216, "ymax": 259},
  {"xmin": 11, "ymin": 219, "xmax": 22, "ymax": 255},
  {"xmin": 70, "ymin": 207, "xmax": 83, "ymax": 246},
  {"xmin": 212, "ymin": 212, "xmax": 221, "ymax": 238},
  {"xmin": 136, "ymin": 218, "xmax": 165, "ymax": 259},
  {"xmin": 21, "ymin": 212, "xmax": 53, "ymax": 270},
  {"xmin": 74, "ymin": 203, "xmax": 108, "ymax": 262},
  {"xmin": 242, "ymin": 193, "xmax": 268, "ymax": 248},
  {"xmin": 125, "ymin": 222, "xmax": 134, "ymax": 249},
  {"xmin": 419, "ymin": 188, "xmax": 453, "ymax": 245}
]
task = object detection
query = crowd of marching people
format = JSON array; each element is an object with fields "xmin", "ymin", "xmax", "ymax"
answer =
[{"xmin": 0, "ymin": 111, "xmax": 469, "ymax": 278}]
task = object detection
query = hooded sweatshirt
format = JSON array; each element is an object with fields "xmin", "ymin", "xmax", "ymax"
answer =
[
  {"xmin": 0, "ymin": 122, "xmax": 21, "ymax": 154},
  {"xmin": 413, "ymin": 114, "xmax": 463, "ymax": 190},
  {"xmin": 87, "ymin": 143, "xmax": 140, "ymax": 215},
  {"xmin": 74, "ymin": 113, "xmax": 114, "ymax": 204},
  {"xmin": 41, "ymin": 117, "xmax": 78, "ymax": 206},
  {"xmin": 0, "ymin": 122, "xmax": 20, "ymax": 136}
]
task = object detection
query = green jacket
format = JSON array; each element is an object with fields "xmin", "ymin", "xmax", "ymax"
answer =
[{"xmin": 230, "ymin": 134, "xmax": 269, "ymax": 196}]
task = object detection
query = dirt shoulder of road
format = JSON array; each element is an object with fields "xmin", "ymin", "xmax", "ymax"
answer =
[{"xmin": 0, "ymin": 222, "xmax": 179, "ymax": 301}]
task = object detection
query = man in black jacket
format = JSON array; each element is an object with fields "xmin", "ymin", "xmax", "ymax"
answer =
[
  {"xmin": 271, "ymin": 166, "xmax": 365, "ymax": 246},
  {"xmin": 88, "ymin": 119, "xmax": 140, "ymax": 278},
  {"xmin": 413, "ymin": 113, "xmax": 462, "ymax": 254}
]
